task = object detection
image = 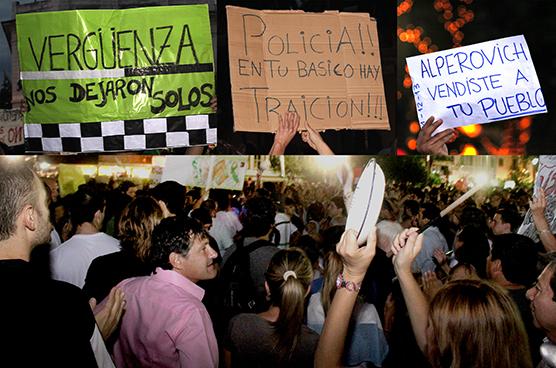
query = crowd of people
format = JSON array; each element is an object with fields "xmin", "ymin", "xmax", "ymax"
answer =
[{"xmin": 1, "ymin": 157, "xmax": 556, "ymax": 368}]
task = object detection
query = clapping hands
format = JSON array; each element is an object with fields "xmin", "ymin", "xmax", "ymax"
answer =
[{"xmin": 269, "ymin": 112, "xmax": 334, "ymax": 155}]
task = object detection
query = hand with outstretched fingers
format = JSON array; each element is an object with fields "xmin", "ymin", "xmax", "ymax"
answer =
[
  {"xmin": 269, "ymin": 112, "xmax": 300, "ymax": 155},
  {"xmin": 416, "ymin": 116, "xmax": 457, "ymax": 155},
  {"xmin": 433, "ymin": 248, "xmax": 447, "ymax": 265}
]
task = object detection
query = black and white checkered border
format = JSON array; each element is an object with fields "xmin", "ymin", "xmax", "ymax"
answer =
[{"xmin": 24, "ymin": 114, "xmax": 217, "ymax": 153}]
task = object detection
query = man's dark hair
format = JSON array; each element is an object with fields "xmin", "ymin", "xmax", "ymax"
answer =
[
  {"xmin": 421, "ymin": 203, "xmax": 440, "ymax": 222},
  {"xmin": 284, "ymin": 197, "xmax": 298, "ymax": 207},
  {"xmin": 150, "ymin": 216, "xmax": 207, "ymax": 270},
  {"xmin": 460, "ymin": 206, "xmax": 488, "ymax": 232},
  {"xmin": 491, "ymin": 234, "xmax": 538, "ymax": 287},
  {"xmin": 118, "ymin": 180, "xmax": 136, "ymax": 195},
  {"xmin": 190, "ymin": 207, "xmax": 212, "ymax": 227},
  {"xmin": 455, "ymin": 225, "xmax": 490, "ymax": 279},
  {"xmin": 330, "ymin": 196, "xmax": 346, "ymax": 215},
  {"xmin": 403, "ymin": 199, "xmax": 419, "ymax": 217},
  {"xmin": 201, "ymin": 199, "xmax": 217, "ymax": 213},
  {"xmin": 495, "ymin": 207, "xmax": 522, "ymax": 233},
  {"xmin": 294, "ymin": 235, "xmax": 319, "ymax": 265},
  {"xmin": 210, "ymin": 188, "xmax": 230, "ymax": 212},
  {"xmin": 150, "ymin": 181, "xmax": 185, "ymax": 216},
  {"xmin": 0, "ymin": 160, "xmax": 38, "ymax": 241},
  {"xmin": 307, "ymin": 201, "xmax": 325, "ymax": 222},
  {"xmin": 186, "ymin": 188, "xmax": 202, "ymax": 202},
  {"xmin": 242, "ymin": 196, "xmax": 276, "ymax": 238},
  {"xmin": 69, "ymin": 187, "xmax": 105, "ymax": 226}
]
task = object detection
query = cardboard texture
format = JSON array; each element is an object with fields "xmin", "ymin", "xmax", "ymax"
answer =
[
  {"xmin": 0, "ymin": 110, "xmax": 24, "ymax": 146},
  {"xmin": 227, "ymin": 6, "xmax": 390, "ymax": 133}
]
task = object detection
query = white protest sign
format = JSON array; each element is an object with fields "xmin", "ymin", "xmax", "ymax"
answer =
[
  {"xmin": 518, "ymin": 156, "xmax": 556, "ymax": 242},
  {"xmin": 161, "ymin": 156, "xmax": 248, "ymax": 190},
  {"xmin": 406, "ymin": 35, "xmax": 546, "ymax": 132}
]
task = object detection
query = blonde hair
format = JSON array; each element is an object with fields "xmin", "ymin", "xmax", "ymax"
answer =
[
  {"xmin": 320, "ymin": 251, "xmax": 344, "ymax": 315},
  {"xmin": 265, "ymin": 248, "xmax": 313, "ymax": 361},
  {"xmin": 117, "ymin": 196, "xmax": 164, "ymax": 262},
  {"xmin": 428, "ymin": 279, "xmax": 532, "ymax": 368}
]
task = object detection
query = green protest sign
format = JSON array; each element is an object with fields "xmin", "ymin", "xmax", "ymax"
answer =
[{"xmin": 16, "ymin": 5, "xmax": 214, "ymax": 124}]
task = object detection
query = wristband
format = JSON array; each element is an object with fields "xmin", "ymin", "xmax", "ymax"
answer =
[
  {"xmin": 336, "ymin": 272, "xmax": 362, "ymax": 292},
  {"xmin": 539, "ymin": 229, "xmax": 551, "ymax": 235}
]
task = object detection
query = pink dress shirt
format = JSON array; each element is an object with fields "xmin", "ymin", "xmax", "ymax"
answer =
[{"xmin": 111, "ymin": 268, "xmax": 218, "ymax": 368}]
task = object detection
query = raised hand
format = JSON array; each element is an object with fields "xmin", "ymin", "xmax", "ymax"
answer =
[
  {"xmin": 336, "ymin": 228, "xmax": 376, "ymax": 281},
  {"xmin": 209, "ymin": 96, "xmax": 218, "ymax": 112},
  {"xmin": 416, "ymin": 116, "xmax": 456, "ymax": 155},
  {"xmin": 530, "ymin": 188, "xmax": 547, "ymax": 218},
  {"xmin": 433, "ymin": 248, "xmax": 447, "ymax": 265},
  {"xmin": 301, "ymin": 122, "xmax": 334, "ymax": 155},
  {"xmin": 269, "ymin": 112, "xmax": 300, "ymax": 155},
  {"xmin": 422, "ymin": 270, "xmax": 443, "ymax": 300},
  {"xmin": 392, "ymin": 228, "xmax": 423, "ymax": 275}
]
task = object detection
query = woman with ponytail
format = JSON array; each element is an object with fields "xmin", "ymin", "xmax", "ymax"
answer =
[{"xmin": 224, "ymin": 248, "xmax": 319, "ymax": 368}]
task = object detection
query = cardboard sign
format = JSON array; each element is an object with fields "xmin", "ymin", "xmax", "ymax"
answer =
[
  {"xmin": 518, "ymin": 156, "xmax": 556, "ymax": 242},
  {"xmin": 226, "ymin": 6, "xmax": 389, "ymax": 133},
  {"xmin": 161, "ymin": 156, "xmax": 248, "ymax": 191},
  {"xmin": 0, "ymin": 109, "xmax": 24, "ymax": 146},
  {"xmin": 407, "ymin": 35, "xmax": 547, "ymax": 132},
  {"xmin": 16, "ymin": 5, "xmax": 215, "ymax": 124}
]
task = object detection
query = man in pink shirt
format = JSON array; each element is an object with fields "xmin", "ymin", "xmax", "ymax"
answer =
[{"xmin": 111, "ymin": 216, "xmax": 219, "ymax": 368}]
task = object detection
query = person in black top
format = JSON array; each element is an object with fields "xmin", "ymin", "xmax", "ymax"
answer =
[
  {"xmin": 0, "ymin": 159, "xmax": 125, "ymax": 366},
  {"xmin": 0, "ymin": 159, "xmax": 99, "ymax": 367},
  {"xmin": 487, "ymin": 234, "xmax": 544, "ymax": 366}
]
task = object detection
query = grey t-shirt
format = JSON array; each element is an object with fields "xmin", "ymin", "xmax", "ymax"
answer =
[
  {"xmin": 225, "ymin": 313, "xmax": 320, "ymax": 368},
  {"xmin": 223, "ymin": 238, "xmax": 280, "ymax": 304}
]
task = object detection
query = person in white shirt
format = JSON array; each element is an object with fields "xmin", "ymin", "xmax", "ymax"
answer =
[
  {"xmin": 274, "ymin": 210, "xmax": 297, "ymax": 248},
  {"xmin": 51, "ymin": 187, "xmax": 120, "ymax": 289},
  {"xmin": 209, "ymin": 189, "xmax": 242, "ymax": 253}
]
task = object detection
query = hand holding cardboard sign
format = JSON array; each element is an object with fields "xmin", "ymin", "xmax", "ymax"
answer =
[
  {"xmin": 210, "ymin": 96, "xmax": 218, "ymax": 113},
  {"xmin": 227, "ymin": 6, "xmax": 389, "ymax": 133},
  {"xmin": 301, "ymin": 122, "xmax": 334, "ymax": 155},
  {"xmin": 268, "ymin": 112, "xmax": 336, "ymax": 155},
  {"xmin": 530, "ymin": 188, "xmax": 547, "ymax": 218},
  {"xmin": 269, "ymin": 112, "xmax": 300, "ymax": 155},
  {"xmin": 416, "ymin": 116, "xmax": 456, "ymax": 155}
]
